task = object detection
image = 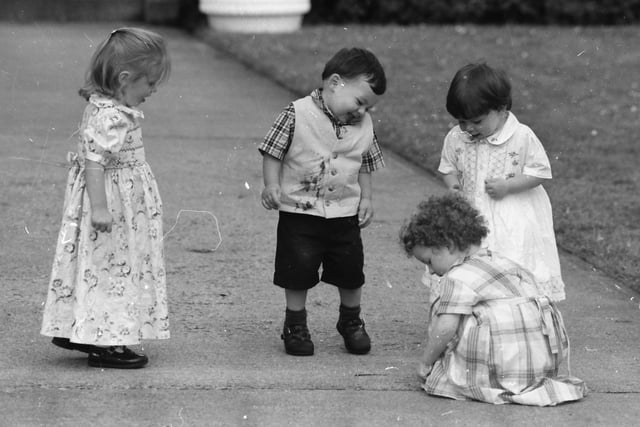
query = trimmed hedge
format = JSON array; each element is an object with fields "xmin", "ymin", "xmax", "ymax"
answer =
[{"xmin": 305, "ymin": 0, "xmax": 640, "ymax": 25}]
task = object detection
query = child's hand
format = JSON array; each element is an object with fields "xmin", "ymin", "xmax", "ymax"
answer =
[
  {"xmin": 417, "ymin": 361, "xmax": 432, "ymax": 381},
  {"xmin": 91, "ymin": 208, "xmax": 112, "ymax": 233},
  {"xmin": 261, "ymin": 184, "xmax": 282, "ymax": 210},
  {"xmin": 485, "ymin": 178, "xmax": 509, "ymax": 199},
  {"xmin": 449, "ymin": 184, "xmax": 462, "ymax": 193},
  {"xmin": 358, "ymin": 198, "xmax": 374, "ymax": 228}
]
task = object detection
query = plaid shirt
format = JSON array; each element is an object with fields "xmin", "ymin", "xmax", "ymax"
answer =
[
  {"xmin": 422, "ymin": 249, "xmax": 585, "ymax": 406},
  {"xmin": 259, "ymin": 89, "xmax": 384, "ymax": 173}
]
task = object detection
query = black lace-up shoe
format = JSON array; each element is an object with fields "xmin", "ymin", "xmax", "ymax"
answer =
[
  {"xmin": 88, "ymin": 346, "xmax": 148, "ymax": 369},
  {"xmin": 337, "ymin": 318, "xmax": 371, "ymax": 354},
  {"xmin": 281, "ymin": 324, "xmax": 314, "ymax": 356},
  {"xmin": 52, "ymin": 337, "xmax": 102, "ymax": 354}
]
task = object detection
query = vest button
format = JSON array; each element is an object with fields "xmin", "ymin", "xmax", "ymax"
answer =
[{"xmin": 331, "ymin": 170, "xmax": 337, "ymax": 176}]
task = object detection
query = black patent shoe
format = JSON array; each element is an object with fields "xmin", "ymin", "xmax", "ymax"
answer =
[
  {"xmin": 88, "ymin": 346, "xmax": 148, "ymax": 369},
  {"xmin": 337, "ymin": 318, "xmax": 371, "ymax": 355},
  {"xmin": 52, "ymin": 337, "xmax": 102, "ymax": 354},
  {"xmin": 281, "ymin": 324, "xmax": 314, "ymax": 356}
]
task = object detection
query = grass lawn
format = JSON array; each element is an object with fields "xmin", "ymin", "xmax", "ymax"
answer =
[{"xmin": 200, "ymin": 24, "xmax": 640, "ymax": 293}]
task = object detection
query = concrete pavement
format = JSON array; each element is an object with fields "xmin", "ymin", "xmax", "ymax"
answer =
[{"xmin": 1, "ymin": 23, "xmax": 639, "ymax": 426}]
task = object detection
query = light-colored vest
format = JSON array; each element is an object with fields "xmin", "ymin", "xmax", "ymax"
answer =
[{"xmin": 279, "ymin": 96, "xmax": 374, "ymax": 218}]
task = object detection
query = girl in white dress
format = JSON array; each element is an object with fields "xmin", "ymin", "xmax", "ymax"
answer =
[
  {"xmin": 438, "ymin": 63, "xmax": 565, "ymax": 301},
  {"xmin": 41, "ymin": 28, "xmax": 171, "ymax": 368}
]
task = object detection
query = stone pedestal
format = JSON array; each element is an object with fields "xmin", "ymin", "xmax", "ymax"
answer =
[{"xmin": 199, "ymin": 0, "xmax": 311, "ymax": 33}]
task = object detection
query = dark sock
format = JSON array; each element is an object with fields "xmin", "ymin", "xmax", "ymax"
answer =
[
  {"xmin": 339, "ymin": 304, "xmax": 361, "ymax": 322},
  {"xmin": 285, "ymin": 308, "xmax": 307, "ymax": 326}
]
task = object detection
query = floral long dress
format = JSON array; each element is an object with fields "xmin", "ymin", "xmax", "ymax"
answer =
[
  {"xmin": 41, "ymin": 95, "xmax": 169, "ymax": 346},
  {"xmin": 422, "ymin": 250, "xmax": 586, "ymax": 406},
  {"xmin": 438, "ymin": 112, "xmax": 565, "ymax": 301}
]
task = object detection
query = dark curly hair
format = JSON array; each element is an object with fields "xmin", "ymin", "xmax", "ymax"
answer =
[{"xmin": 399, "ymin": 193, "xmax": 488, "ymax": 256}]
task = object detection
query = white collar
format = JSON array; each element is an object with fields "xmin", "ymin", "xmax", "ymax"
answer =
[
  {"xmin": 459, "ymin": 112, "xmax": 519, "ymax": 146},
  {"xmin": 89, "ymin": 94, "xmax": 144, "ymax": 119}
]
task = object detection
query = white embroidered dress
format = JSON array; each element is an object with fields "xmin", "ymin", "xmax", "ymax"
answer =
[
  {"xmin": 438, "ymin": 113, "xmax": 565, "ymax": 301},
  {"xmin": 41, "ymin": 95, "xmax": 169, "ymax": 346}
]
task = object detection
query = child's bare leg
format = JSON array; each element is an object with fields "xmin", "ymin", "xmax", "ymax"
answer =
[
  {"xmin": 285, "ymin": 289, "xmax": 307, "ymax": 310},
  {"xmin": 338, "ymin": 287, "xmax": 361, "ymax": 307}
]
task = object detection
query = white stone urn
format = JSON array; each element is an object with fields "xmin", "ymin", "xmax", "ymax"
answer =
[{"xmin": 199, "ymin": 0, "xmax": 311, "ymax": 33}]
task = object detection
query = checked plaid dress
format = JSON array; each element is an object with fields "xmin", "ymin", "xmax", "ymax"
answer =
[{"xmin": 422, "ymin": 249, "xmax": 586, "ymax": 405}]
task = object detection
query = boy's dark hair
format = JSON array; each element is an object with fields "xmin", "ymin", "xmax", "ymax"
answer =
[
  {"xmin": 399, "ymin": 193, "xmax": 488, "ymax": 255},
  {"xmin": 446, "ymin": 62, "xmax": 511, "ymax": 120},
  {"xmin": 322, "ymin": 47, "xmax": 386, "ymax": 95}
]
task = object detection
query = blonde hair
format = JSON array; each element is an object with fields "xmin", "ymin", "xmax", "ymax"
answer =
[{"xmin": 79, "ymin": 27, "xmax": 171, "ymax": 100}]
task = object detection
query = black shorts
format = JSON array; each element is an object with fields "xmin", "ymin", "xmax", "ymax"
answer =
[{"xmin": 273, "ymin": 212, "xmax": 365, "ymax": 290}]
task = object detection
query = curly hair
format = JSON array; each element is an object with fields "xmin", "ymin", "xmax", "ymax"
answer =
[{"xmin": 399, "ymin": 193, "xmax": 488, "ymax": 256}]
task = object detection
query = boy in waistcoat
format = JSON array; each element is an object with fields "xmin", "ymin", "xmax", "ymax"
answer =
[{"xmin": 259, "ymin": 47, "xmax": 387, "ymax": 356}]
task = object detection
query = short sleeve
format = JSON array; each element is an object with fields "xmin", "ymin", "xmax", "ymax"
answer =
[
  {"xmin": 258, "ymin": 104, "xmax": 295, "ymax": 160},
  {"xmin": 438, "ymin": 128, "xmax": 461, "ymax": 175},
  {"xmin": 82, "ymin": 106, "xmax": 128, "ymax": 166},
  {"xmin": 521, "ymin": 128, "xmax": 552, "ymax": 179},
  {"xmin": 434, "ymin": 276, "xmax": 479, "ymax": 316},
  {"xmin": 360, "ymin": 131, "xmax": 385, "ymax": 173}
]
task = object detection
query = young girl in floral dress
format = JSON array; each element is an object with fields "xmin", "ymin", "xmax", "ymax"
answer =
[
  {"xmin": 439, "ymin": 63, "xmax": 565, "ymax": 301},
  {"xmin": 400, "ymin": 193, "xmax": 586, "ymax": 405},
  {"xmin": 41, "ymin": 28, "xmax": 171, "ymax": 369}
]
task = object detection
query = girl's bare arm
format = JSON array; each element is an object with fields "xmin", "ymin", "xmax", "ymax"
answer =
[
  {"xmin": 85, "ymin": 159, "xmax": 112, "ymax": 232},
  {"xmin": 485, "ymin": 175, "xmax": 546, "ymax": 199},
  {"xmin": 442, "ymin": 173, "xmax": 461, "ymax": 191},
  {"xmin": 418, "ymin": 313, "xmax": 460, "ymax": 378}
]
